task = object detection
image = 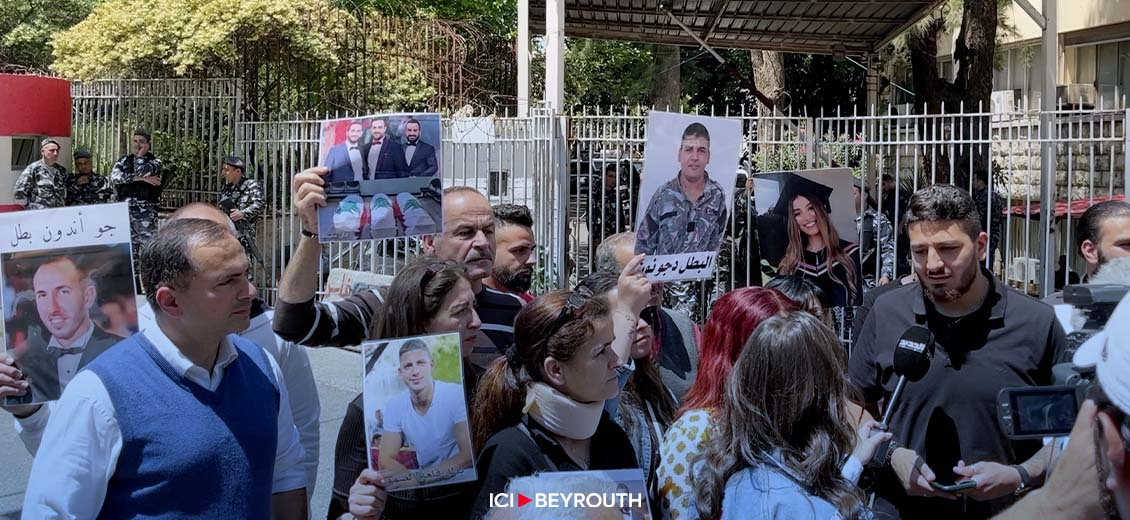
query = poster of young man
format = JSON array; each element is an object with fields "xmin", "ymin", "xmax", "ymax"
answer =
[
  {"xmin": 361, "ymin": 332, "xmax": 475, "ymax": 491},
  {"xmin": 752, "ymin": 168, "xmax": 862, "ymax": 307},
  {"xmin": 317, "ymin": 113, "xmax": 443, "ymax": 242},
  {"xmin": 1, "ymin": 203, "xmax": 135, "ymax": 405},
  {"xmin": 633, "ymin": 111, "xmax": 741, "ymax": 281}
]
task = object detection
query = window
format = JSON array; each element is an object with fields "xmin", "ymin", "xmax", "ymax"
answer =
[
  {"xmin": 489, "ymin": 170, "xmax": 510, "ymax": 197},
  {"xmin": 10, "ymin": 138, "xmax": 38, "ymax": 170}
]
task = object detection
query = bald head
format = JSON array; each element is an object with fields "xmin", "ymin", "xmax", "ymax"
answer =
[
  {"xmin": 170, "ymin": 202, "xmax": 237, "ymax": 235},
  {"xmin": 425, "ymin": 187, "xmax": 495, "ymax": 289},
  {"xmin": 595, "ymin": 232, "xmax": 636, "ymax": 274}
]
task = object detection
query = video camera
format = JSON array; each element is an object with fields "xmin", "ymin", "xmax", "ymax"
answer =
[{"xmin": 997, "ymin": 283, "xmax": 1129, "ymax": 439}]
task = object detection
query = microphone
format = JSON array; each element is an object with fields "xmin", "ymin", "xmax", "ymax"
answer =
[{"xmin": 881, "ymin": 326, "xmax": 935, "ymax": 425}]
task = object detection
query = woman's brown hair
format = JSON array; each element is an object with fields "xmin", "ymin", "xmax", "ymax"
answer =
[
  {"xmin": 471, "ymin": 290, "xmax": 611, "ymax": 451},
  {"xmin": 777, "ymin": 194, "xmax": 858, "ymax": 299},
  {"xmin": 367, "ymin": 256, "xmax": 469, "ymax": 340},
  {"xmin": 693, "ymin": 312, "xmax": 866, "ymax": 519}
]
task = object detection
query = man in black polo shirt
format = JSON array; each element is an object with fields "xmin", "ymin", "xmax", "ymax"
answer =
[
  {"xmin": 850, "ymin": 185, "xmax": 1067, "ymax": 519},
  {"xmin": 272, "ymin": 169, "xmax": 523, "ymax": 371}
]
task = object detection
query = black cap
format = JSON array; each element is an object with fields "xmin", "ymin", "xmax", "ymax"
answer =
[
  {"xmin": 771, "ymin": 172, "xmax": 834, "ymax": 216},
  {"xmin": 74, "ymin": 149, "xmax": 93, "ymax": 160},
  {"xmin": 222, "ymin": 155, "xmax": 245, "ymax": 172},
  {"xmin": 133, "ymin": 128, "xmax": 151, "ymax": 143}
]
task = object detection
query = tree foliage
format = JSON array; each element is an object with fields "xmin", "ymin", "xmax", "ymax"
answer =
[
  {"xmin": 52, "ymin": 0, "xmax": 344, "ymax": 78},
  {"xmin": 564, "ymin": 39, "xmax": 654, "ymax": 108},
  {"xmin": 0, "ymin": 0, "xmax": 97, "ymax": 70}
]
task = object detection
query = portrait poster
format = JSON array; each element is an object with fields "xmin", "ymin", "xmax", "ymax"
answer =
[
  {"xmin": 1, "ymin": 203, "xmax": 136, "ymax": 405},
  {"xmin": 316, "ymin": 113, "xmax": 443, "ymax": 242},
  {"xmin": 752, "ymin": 168, "xmax": 862, "ymax": 307},
  {"xmin": 537, "ymin": 469, "xmax": 653, "ymax": 520},
  {"xmin": 361, "ymin": 332, "xmax": 476, "ymax": 491},
  {"xmin": 323, "ymin": 268, "xmax": 394, "ymax": 303},
  {"xmin": 633, "ymin": 111, "xmax": 741, "ymax": 281}
]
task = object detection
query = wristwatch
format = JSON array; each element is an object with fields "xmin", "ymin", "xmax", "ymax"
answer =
[
  {"xmin": 868, "ymin": 439, "xmax": 900, "ymax": 469},
  {"xmin": 1012, "ymin": 464, "xmax": 1032, "ymax": 497}
]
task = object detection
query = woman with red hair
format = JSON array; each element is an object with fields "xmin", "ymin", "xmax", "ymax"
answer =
[{"xmin": 656, "ymin": 287, "xmax": 798, "ymax": 520}]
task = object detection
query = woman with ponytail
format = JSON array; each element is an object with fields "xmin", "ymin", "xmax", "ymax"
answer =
[
  {"xmin": 693, "ymin": 312, "xmax": 889, "ymax": 520},
  {"xmin": 469, "ymin": 289, "xmax": 638, "ymax": 519}
]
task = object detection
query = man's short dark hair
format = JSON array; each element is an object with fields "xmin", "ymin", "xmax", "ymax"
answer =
[
  {"xmin": 140, "ymin": 219, "xmax": 233, "ymax": 310},
  {"xmin": 405, "ymin": 118, "xmax": 421, "ymax": 129},
  {"xmin": 493, "ymin": 203, "xmax": 533, "ymax": 229},
  {"xmin": 36, "ymin": 255, "xmax": 89, "ymax": 284},
  {"xmin": 681, "ymin": 123, "xmax": 710, "ymax": 142},
  {"xmin": 904, "ymin": 185, "xmax": 982, "ymax": 238},
  {"xmin": 1076, "ymin": 200, "xmax": 1130, "ymax": 251},
  {"xmin": 348, "ymin": 120, "xmax": 363, "ymax": 128},
  {"xmin": 882, "ymin": 174, "xmax": 894, "ymax": 183},
  {"xmin": 974, "ymin": 170, "xmax": 989, "ymax": 184},
  {"xmin": 398, "ymin": 339, "xmax": 431, "ymax": 361}
]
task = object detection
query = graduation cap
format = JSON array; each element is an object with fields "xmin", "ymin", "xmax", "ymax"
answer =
[{"xmin": 770, "ymin": 172, "xmax": 835, "ymax": 216}]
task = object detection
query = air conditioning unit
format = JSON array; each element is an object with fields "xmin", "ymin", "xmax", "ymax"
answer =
[
  {"xmin": 1010, "ymin": 257, "xmax": 1041, "ymax": 284},
  {"xmin": 991, "ymin": 90, "xmax": 1016, "ymax": 113},
  {"xmin": 1057, "ymin": 84, "xmax": 1097, "ymax": 108}
]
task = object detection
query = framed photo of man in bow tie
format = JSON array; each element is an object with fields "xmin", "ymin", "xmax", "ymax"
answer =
[
  {"xmin": 1, "ymin": 204, "xmax": 136, "ymax": 405},
  {"xmin": 315, "ymin": 113, "xmax": 444, "ymax": 242}
]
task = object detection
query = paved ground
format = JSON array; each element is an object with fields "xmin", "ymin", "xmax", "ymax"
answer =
[{"xmin": 0, "ymin": 346, "xmax": 362, "ymax": 520}]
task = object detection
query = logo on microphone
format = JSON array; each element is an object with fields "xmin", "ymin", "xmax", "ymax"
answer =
[{"xmin": 898, "ymin": 338, "xmax": 928, "ymax": 353}]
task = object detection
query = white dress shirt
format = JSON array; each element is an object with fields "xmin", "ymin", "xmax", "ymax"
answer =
[
  {"xmin": 48, "ymin": 320, "xmax": 97, "ymax": 388},
  {"xmin": 21, "ymin": 320, "xmax": 306, "ymax": 517},
  {"xmin": 348, "ymin": 143, "xmax": 364, "ymax": 180}
]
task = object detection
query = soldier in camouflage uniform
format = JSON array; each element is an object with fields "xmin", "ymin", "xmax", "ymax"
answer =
[
  {"xmin": 65, "ymin": 150, "xmax": 114, "ymax": 206},
  {"xmin": 218, "ymin": 155, "xmax": 265, "ymax": 271},
  {"xmin": 13, "ymin": 138, "xmax": 68, "ymax": 210},
  {"xmin": 111, "ymin": 129, "xmax": 163, "ymax": 260},
  {"xmin": 636, "ymin": 123, "xmax": 729, "ymax": 256}
]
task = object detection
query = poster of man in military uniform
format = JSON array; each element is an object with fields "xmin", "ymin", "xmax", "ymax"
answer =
[
  {"xmin": 65, "ymin": 150, "xmax": 114, "ymax": 206},
  {"xmin": 13, "ymin": 138, "xmax": 68, "ymax": 210},
  {"xmin": 111, "ymin": 128, "xmax": 163, "ymax": 260},
  {"xmin": 634, "ymin": 112, "xmax": 740, "ymax": 282},
  {"xmin": 218, "ymin": 155, "xmax": 265, "ymax": 271}
]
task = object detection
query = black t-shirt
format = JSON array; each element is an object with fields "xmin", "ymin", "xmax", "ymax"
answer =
[
  {"xmin": 470, "ymin": 412, "xmax": 639, "ymax": 519},
  {"xmin": 848, "ymin": 270, "xmax": 1068, "ymax": 519}
]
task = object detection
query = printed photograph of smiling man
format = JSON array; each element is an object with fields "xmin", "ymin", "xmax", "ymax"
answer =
[
  {"xmin": 361, "ymin": 332, "xmax": 476, "ymax": 491},
  {"xmin": 2, "ymin": 244, "xmax": 135, "ymax": 404}
]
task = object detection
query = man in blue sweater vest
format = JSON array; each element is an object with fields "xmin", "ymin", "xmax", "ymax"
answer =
[{"xmin": 23, "ymin": 218, "xmax": 308, "ymax": 519}]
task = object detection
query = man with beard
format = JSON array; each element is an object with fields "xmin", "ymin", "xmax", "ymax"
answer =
[
  {"xmin": 403, "ymin": 118, "xmax": 438, "ymax": 178},
  {"xmin": 363, "ymin": 117, "xmax": 407, "ymax": 180},
  {"xmin": 849, "ymin": 185, "xmax": 1067, "ymax": 519},
  {"xmin": 325, "ymin": 120, "xmax": 366, "ymax": 183},
  {"xmin": 273, "ymin": 169, "xmax": 523, "ymax": 370},
  {"xmin": 485, "ymin": 204, "xmax": 536, "ymax": 303}
]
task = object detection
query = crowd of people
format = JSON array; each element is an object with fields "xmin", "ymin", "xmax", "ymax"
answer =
[{"xmin": 2, "ymin": 152, "xmax": 1130, "ymax": 520}]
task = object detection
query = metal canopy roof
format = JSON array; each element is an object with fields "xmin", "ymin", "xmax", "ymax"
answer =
[{"xmin": 529, "ymin": 0, "xmax": 943, "ymax": 55}]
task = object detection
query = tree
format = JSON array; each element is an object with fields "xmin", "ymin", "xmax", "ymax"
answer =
[
  {"xmin": 900, "ymin": 0, "xmax": 1005, "ymax": 185},
  {"xmin": 51, "ymin": 0, "xmax": 344, "ymax": 79},
  {"xmin": 0, "ymin": 0, "xmax": 97, "ymax": 71},
  {"xmin": 560, "ymin": 39, "xmax": 654, "ymax": 108},
  {"xmin": 651, "ymin": 45, "xmax": 680, "ymax": 109}
]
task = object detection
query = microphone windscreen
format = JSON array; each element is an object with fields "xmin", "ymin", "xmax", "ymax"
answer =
[{"xmin": 893, "ymin": 326, "xmax": 935, "ymax": 381}]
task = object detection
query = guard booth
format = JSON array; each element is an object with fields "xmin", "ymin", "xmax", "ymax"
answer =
[{"xmin": 0, "ymin": 74, "xmax": 72, "ymax": 212}]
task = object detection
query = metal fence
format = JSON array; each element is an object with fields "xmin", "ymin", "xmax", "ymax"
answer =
[
  {"xmin": 71, "ymin": 79, "xmax": 241, "ymax": 208},
  {"xmin": 68, "ymin": 79, "xmax": 1128, "ymax": 317},
  {"xmin": 564, "ymin": 105, "xmax": 1128, "ymax": 325}
]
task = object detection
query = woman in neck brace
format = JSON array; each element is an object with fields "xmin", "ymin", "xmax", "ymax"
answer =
[{"xmin": 467, "ymin": 289, "xmax": 638, "ymax": 519}]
